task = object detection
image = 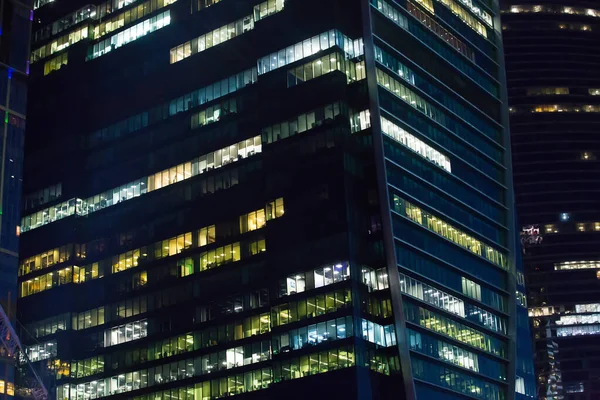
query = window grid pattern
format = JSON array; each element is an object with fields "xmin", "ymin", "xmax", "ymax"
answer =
[
  {"xmin": 408, "ymin": 328, "xmax": 479, "ymax": 372},
  {"xmin": 375, "ymin": 45, "xmax": 501, "ymax": 140},
  {"xmin": 557, "ymin": 325, "xmax": 600, "ymax": 337},
  {"xmin": 404, "ymin": 300, "xmax": 506, "ymax": 357},
  {"xmin": 25, "ymin": 340, "xmax": 57, "ymax": 362},
  {"xmin": 72, "ymin": 307, "xmax": 106, "ymax": 330},
  {"xmin": 190, "ymin": 98, "xmax": 238, "ymax": 130},
  {"xmin": 257, "ymin": 30, "xmax": 363, "ymax": 76},
  {"xmin": 287, "ymin": 52, "xmax": 365, "ymax": 87},
  {"xmin": 411, "ymin": 356, "xmax": 504, "ymax": 400},
  {"xmin": 272, "ymin": 346, "xmax": 356, "ymax": 383},
  {"xmin": 271, "ymin": 289, "xmax": 353, "ymax": 327},
  {"xmin": 377, "ymin": 68, "xmax": 501, "ymax": 158},
  {"xmin": 272, "ymin": 316, "xmax": 353, "ymax": 354},
  {"xmin": 87, "ymin": 68, "xmax": 257, "ymax": 148},
  {"xmin": 437, "ymin": 0, "xmax": 490, "ymax": 37},
  {"xmin": 93, "ymin": 0, "xmax": 176, "ymax": 40},
  {"xmin": 504, "ymin": 4, "xmax": 600, "ymax": 18},
  {"xmin": 407, "ymin": 1, "xmax": 475, "ymax": 61},
  {"xmin": 70, "ymin": 356, "xmax": 104, "ymax": 379},
  {"xmin": 89, "ymin": 11, "xmax": 171, "ymax": 59},
  {"xmin": 393, "ymin": 195, "xmax": 508, "ymax": 269},
  {"xmin": 19, "ymin": 244, "xmax": 75, "ymax": 276},
  {"xmin": 44, "ymin": 53, "xmax": 68, "ymax": 75},
  {"xmin": 31, "ymin": 26, "xmax": 89, "ymax": 63},
  {"xmin": 34, "ymin": 5, "xmax": 97, "ymax": 42},
  {"xmin": 261, "ymin": 102, "xmax": 343, "ymax": 145},
  {"xmin": 57, "ymin": 341, "xmax": 272, "ymax": 399},
  {"xmin": 382, "ymin": 116, "xmax": 451, "ymax": 172},
  {"xmin": 170, "ymin": 0, "xmax": 284, "ymax": 64},
  {"xmin": 104, "ymin": 319, "xmax": 148, "ymax": 346},
  {"xmin": 20, "ymin": 267, "xmax": 74, "ymax": 297},
  {"xmin": 21, "ymin": 136, "xmax": 262, "ymax": 232},
  {"xmin": 399, "ymin": 272, "xmax": 465, "ymax": 316},
  {"xmin": 277, "ymin": 262, "xmax": 350, "ymax": 297}
]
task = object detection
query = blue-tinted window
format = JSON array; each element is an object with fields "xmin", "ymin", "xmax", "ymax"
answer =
[{"xmin": 393, "ymin": 217, "xmax": 508, "ymax": 289}]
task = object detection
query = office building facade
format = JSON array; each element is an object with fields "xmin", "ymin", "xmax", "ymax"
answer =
[
  {"xmin": 502, "ymin": 1, "xmax": 600, "ymax": 399},
  {"xmin": 21, "ymin": 0, "xmax": 522, "ymax": 398},
  {"xmin": 0, "ymin": 0, "xmax": 30, "ymax": 395}
]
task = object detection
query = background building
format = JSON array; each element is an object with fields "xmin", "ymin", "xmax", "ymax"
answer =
[
  {"xmin": 502, "ymin": 1, "xmax": 600, "ymax": 398},
  {"xmin": 0, "ymin": 0, "xmax": 30, "ymax": 395},
  {"xmin": 20, "ymin": 0, "xmax": 521, "ymax": 398}
]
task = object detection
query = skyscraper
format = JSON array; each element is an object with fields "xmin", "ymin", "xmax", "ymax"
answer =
[
  {"xmin": 20, "ymin": 0, "xmax": 520, "ymax": 398},
  {"xmin": 502, "ymin": 2, "xmax": 600, "ymax": 399},
  {"xmin": 0, "ymin": 0, "xmax": 30, "ymax": 395}
]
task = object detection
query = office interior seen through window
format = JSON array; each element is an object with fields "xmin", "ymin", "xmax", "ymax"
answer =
[{"xmin": 17, "ymin": 0, "xmax": 534, "ymax": 398}]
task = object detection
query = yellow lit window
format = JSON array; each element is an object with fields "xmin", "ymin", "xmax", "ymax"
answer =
[
  {"xmin": 577, "ymin": 223, "xmax": 586, "ymax": 232},
  {"xmin": 178, "ymin": 258, "xmax": 194, "ymax": 277},
  {"xmin": 582, "ymin": 152, "xmax": 596, "ymax": 160},
  {"xmin": 544, "ymin": 224, "xmax": 557, "ymax": 233},
  {"xmin": 0, "ymin": 380, "xmax": 5, "ymax": 393},
  {"xmin": 414, "ymin": 0, "xmax": 434, "ymax": 13},
  {"xmin": 240, "ymin": 209, "xmax": 266, "ymax": 233},
  {"xmin": 267, "ymin": 198, "xmax": 285, "ymax": 220},
  {"xmin": 393, "ymin": 195, "xmax": 507, "ymax": 269},
  {"xmin": 7, "ymin": 382, "xmax": 13, "ymax": 396},
  {"xmin": 43, "ymin": 53, "xmax": 68, "ymax": 76},
  {"xmin": 527, "ymin": 87, "xmax": 569, "ymax": 95},
  {"xmin": 198, "ymin": 225, "xmax": 216, "ymax": 247},
  {"xmin": 248, "ymin": 239, "xmax": 267, "ymax": 255},
  {"xmin": 590, "ymin": 89, "xmax": 600, "ymax": 95}
]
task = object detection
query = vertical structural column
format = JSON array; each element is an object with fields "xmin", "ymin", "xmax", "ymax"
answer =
[
  {"xmin": 359, "ymin": 1, "xmax": 416, "ymax": 398},
  {"xmin": 493, "ymin": 5, "xmax": 518, "ymax": 400}
]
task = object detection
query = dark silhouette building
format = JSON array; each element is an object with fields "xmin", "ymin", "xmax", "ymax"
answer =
[
  {"xmin": 502, "ymin": 1, "xmax": 600, "ymax": 398},
  {"xmin": 0, "ymin": 0, "xmax": 30, "ymax": 395},
  {"xmin": 19, "ymin": 0, "xmax": 525, "ymax": 398}
]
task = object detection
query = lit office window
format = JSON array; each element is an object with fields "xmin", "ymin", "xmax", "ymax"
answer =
[
  {"xmin": 31, "ymin": 26, "xmax": 89, "ymax": 63},
  {"xmin": 93, "ymin": 0, "xmax": 176, "ymax": 40},
  {"xmin": 170, "ymin": 0, "xmax": 284, "ymax": 64},
  {"xmin": 462, "ymin": 277, "xmax": 481, "ymax": 301},
  {"xmin": 526, "ymin": 87, "xmax": 569, "ymax": 95},
  {"xmin": 43, "ymin": 53, "xmax": 68, "ymax": 75},
  {"xmin": 408, "ymin": 329, "xmax": 479, "ymax": 372},
  {"xmin": 257, "ymin": 30, "xmax": 363, "ymax": 75},
  {"xmin": 392, "ymin": 195, "xmax": 507, "ymax": 269},
  {"xmin": 557, "ymin": 314, "xmax": 600, "ymax": 325},
  {"xmin": 287, "ymin": 52, "xmax": 365, "ymax": 87},
  {"xmin": 104, "ymin": 320, "xmax": 148, "ymax": 346},
  {"xmin": 361, "ymin": 319, "xmax": 396, "ymax": 347},
  {"xmin": 350, "ymin": 109, "xmax": 371, "ymax": 133},
  {"xmin": 505, "ymin": 4, "xmax": 600, "ymax": 18},
  {"xmin": 21, "ymin": 135, "xmax": 263, "ymax": 232},
  {"xmin": 516, "ymin": 376, "xmax": 525, "ymax": 394},
  {"xmin": 20, "ymin": 267, "xmax": 74, "ymax": 297},
  {"xmin": 89, "ymin": 11, "xmax": 171, "ymax": 60},
  {"xmin": 25, "ymin": 340, "xmax": 57, "ymax": 362},
  {"xmin": 528, "ymin": 306, "xmax": 557, "ymax": 317},
  {"xmin": 529, "ymin": 104, "xmax": 600, "ymax": 113},
  {"xmin": 400, "ymin": 272, "xmax": 465, "ymax": 316},
  {"xmin": 381, "ymin": 117, "xmax": 451, "ymax": 172},
  {"xmin": 361, "ymin": 267, "xmax": 389, "ymax": 291},
  {"xmin": 277, "ymin": 262, "xmax": 349, "ymax": 297},
  {"xmin": 557, "ymin": 325, "xmax": 600, "ymax": 337},
  {"xmin": 71, "ymin": 356, "xmax": 104, "ymax": 379},
  {"xmin": 407, "ymin": 1, "xmax": 475, "ymax": 60}
]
